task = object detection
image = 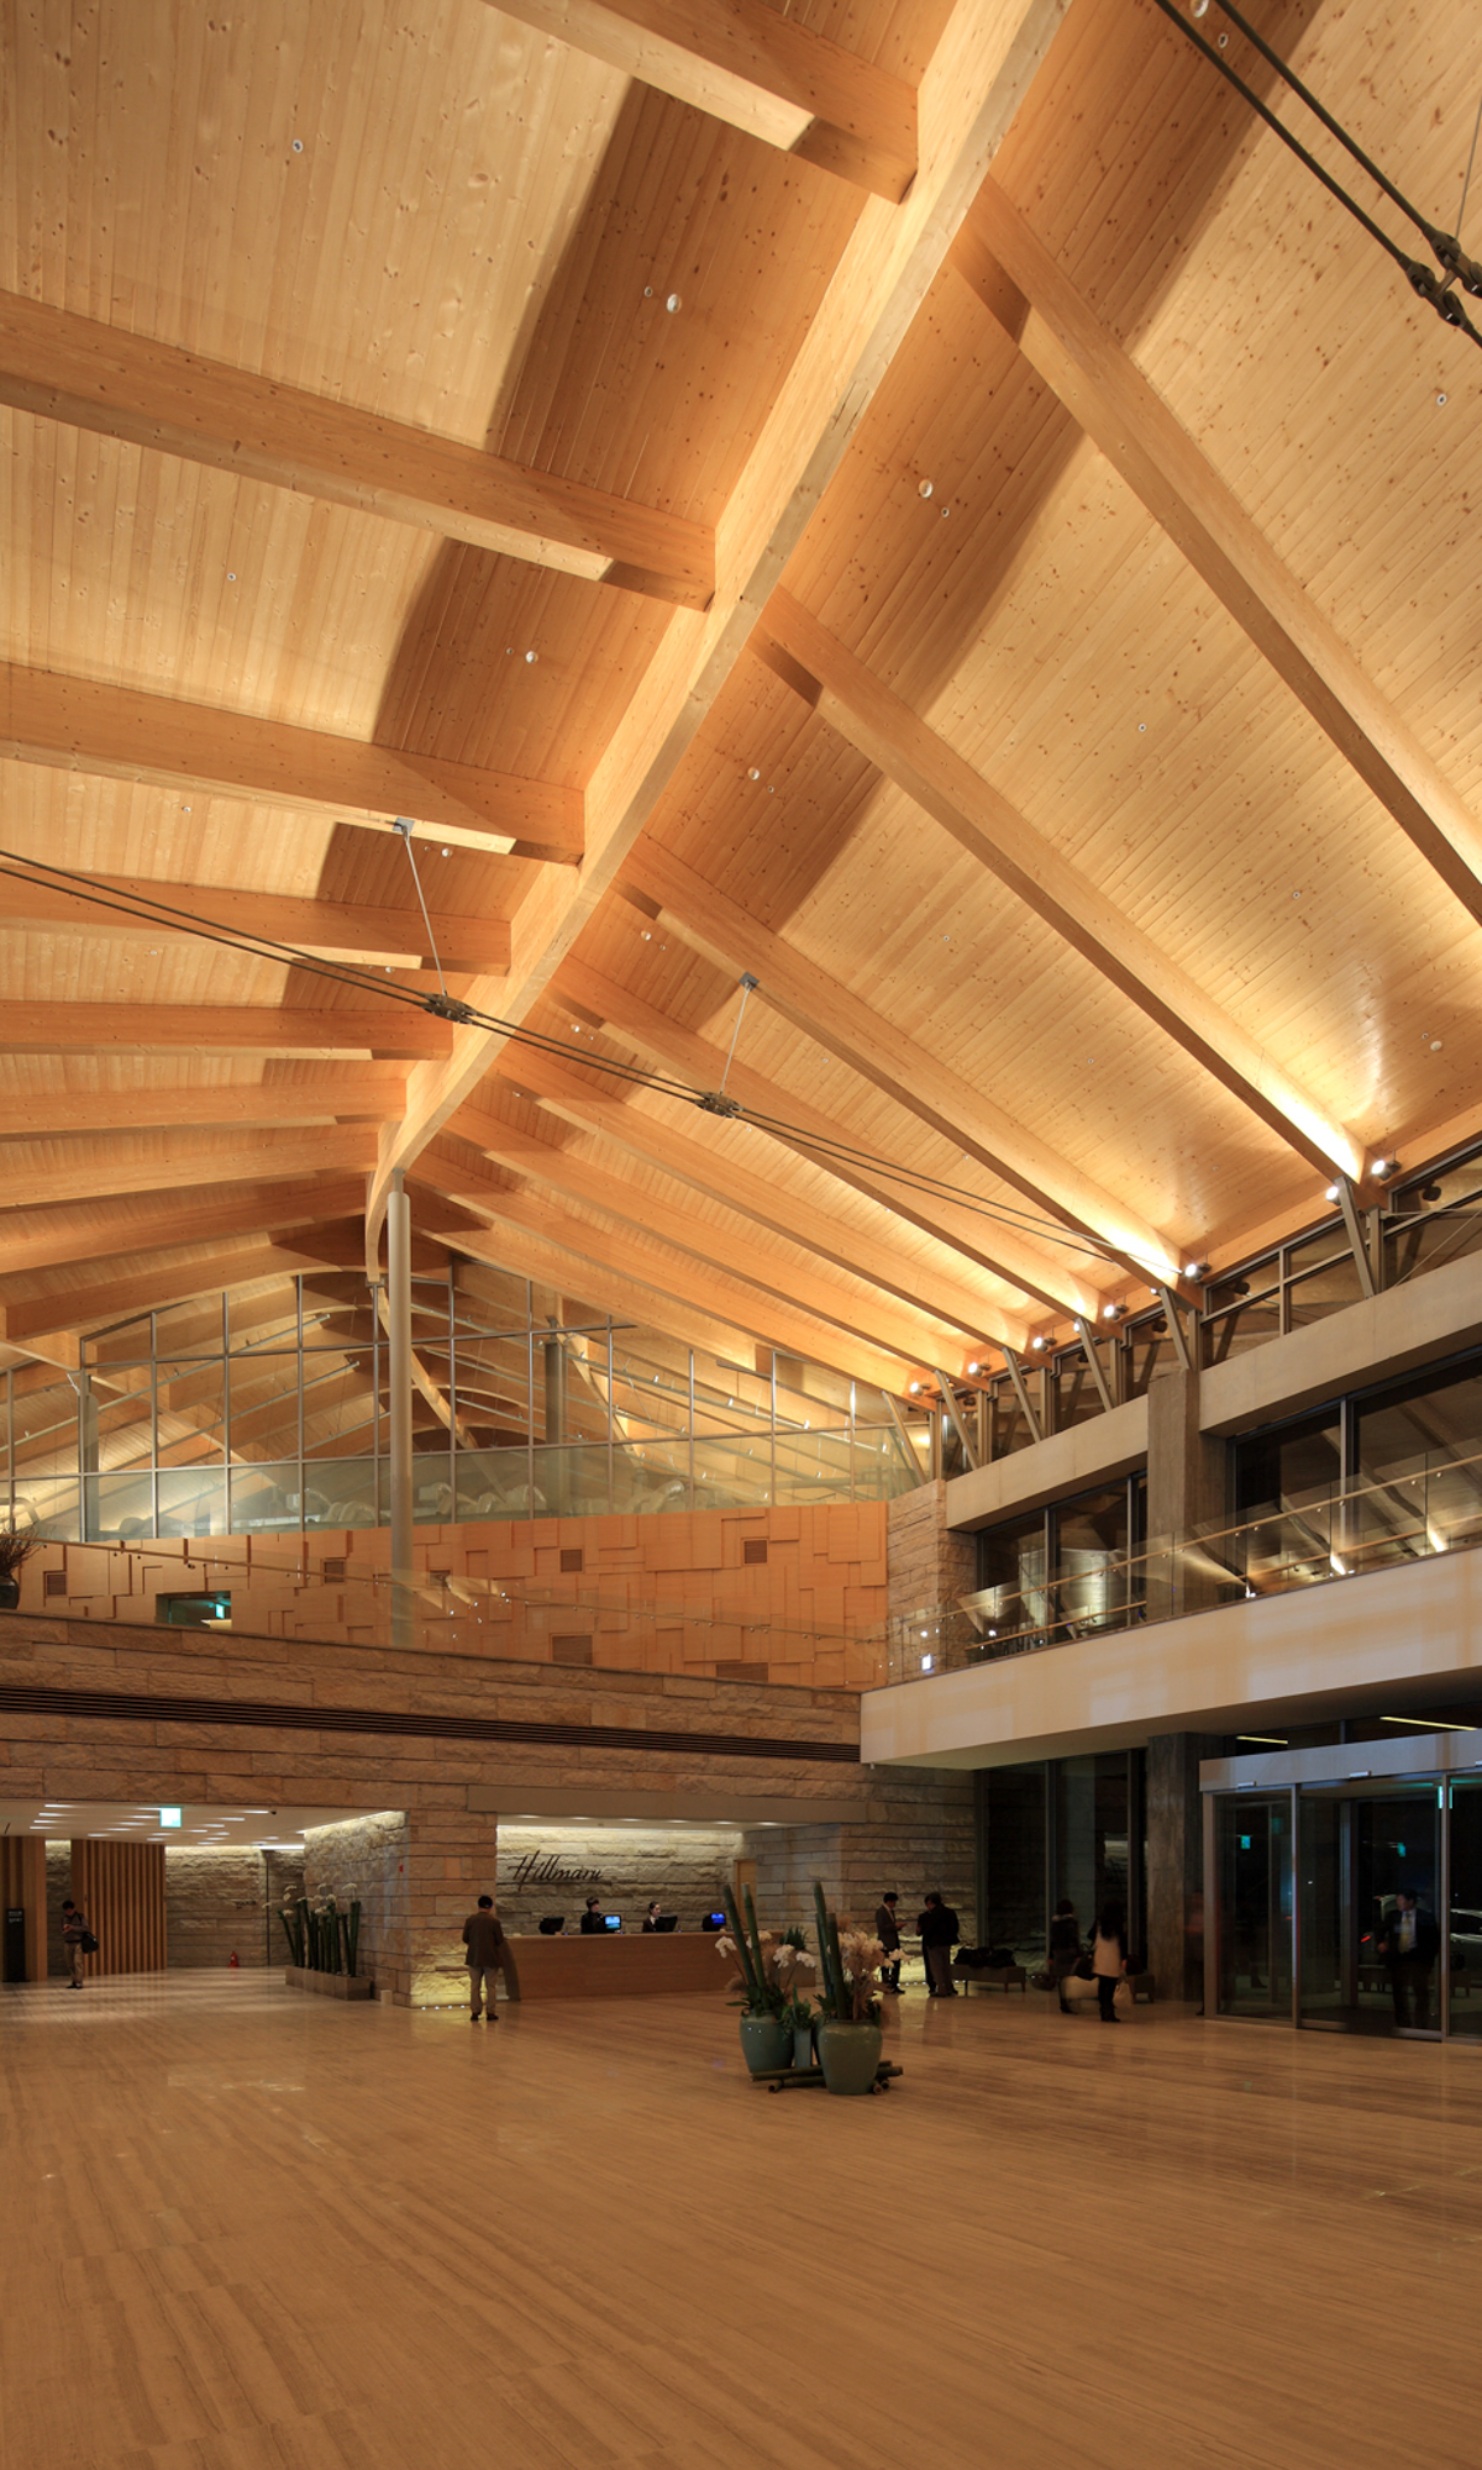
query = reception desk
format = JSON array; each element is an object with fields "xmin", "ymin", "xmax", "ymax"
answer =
[{"xmin": 502, "ymin": 1932, "xmax": 723, "ymax": 2001}]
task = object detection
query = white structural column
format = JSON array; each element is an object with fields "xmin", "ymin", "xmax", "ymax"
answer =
[{"xmin": 386, "ymin": 1170, "xmax": 416, "ymax": 1651}]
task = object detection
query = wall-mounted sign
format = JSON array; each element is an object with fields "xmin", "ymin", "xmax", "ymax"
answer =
[{"xmin": 508, "ymin": 1850, "xmax": 604, "ymax": 1890}]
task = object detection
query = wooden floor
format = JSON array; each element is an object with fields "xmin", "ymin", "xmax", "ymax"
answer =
[{"xmin": 4, "ymin": 1978, "xmax": 1481, "ymax": 2469}]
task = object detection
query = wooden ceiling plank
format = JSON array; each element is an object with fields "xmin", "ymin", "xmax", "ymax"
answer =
[
  {"xmin": 955, "ymin": 180, "xmax": 1482, "ymax": 924},
  {"xmin": 412, "ymin": 1157, "xmax": 911, "ymax": 1391},
  {"xmin": 0, "ymin": 867, "xmax": 511, "ymax": 976},
  {"xmin": 367, "ymin": 0, "xmax": 1070, "ymax": 1257},
  {"xmin": 436, "ymin": 1114, "xmax": 959, "ymax": 1370},
  {"xmin": 757, "ymin": 588, "xmax": 1363, "ymax": 1184},
  {"xmin": 0, "ymin": 1005, "xmax": 453, "ymax": 1059},
  {"xmin": 0, "ymin": 1128, "xmax": 375, "ymax": 1214},
  {"xmin": 0, "ymin": 1181, "xmax": 370, "ymax": 1281},
  {"xmin": 491, "ymin": 0, "xmax": 918, "ymax": 201},
  {"xmin": 622, "ymin": 840, "xmax": 1179, "ymax": 1284},
  {"xmin": 0, "ymin": 1081, "xmax": 406, "ymax": 1143},
  {"xmin": 478, "ymin": 1041, "xmax": 1030, "ymax": 1349},
  {"xmin": 0, "ymin": 664, "xmax": 582, "ymax": 862},
  {"xmin": 0, "ymin": 291, "xmax": 712, "ymax": 610},
  {"xmin": 558, "ymin": 955, "xmax": 1094, "ymax": 1320}
]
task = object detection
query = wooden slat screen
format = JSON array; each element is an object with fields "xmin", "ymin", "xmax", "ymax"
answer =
[{"xmin": 70, "ymin": 1839, "xmax": 167, "ymax": 1976}]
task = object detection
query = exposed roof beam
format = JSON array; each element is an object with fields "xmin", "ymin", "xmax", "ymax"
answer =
[
  {"xmin": 492, "ymin": 0, "xmax": 917, "ymax": 202},
  {"xmin": 0, "ymin": 1079, "xmax": 406, "ymax": 1143},
  {"xmin": 558, "ymin": 958, "xmax": 1094, "ymax": 1319},
  {"xmin": 0, "ymin": 291, "xmax": 712, "ymax": 611},
  {"xmin": 621, "ymin": 841, "xmax": 1179, "ymax": 1284},
  {"xmin": 413, "ymin": 1154, "xmax": 911, "ymax": 1391},
  {"xmin": 432, "ymin": 1217, "xmax": 768, "ymax": 1371},
  {"xmin": 0, "ymin": 1127, "xmax": 374, "ymax": 1213},
  {"xmin": 480, "ymin": 1042, "xmax": 1030, "ymax": 1349},
  {"xmin": 0, "ymin": 1179, "xmax": 371, "ymax": 1280},
  {"xmin": 954, "ymin": 180, "xmax": 1482, "ymax": 927},
  {"xmin": 0, "ymin": 1004, "xmax": 453, "ymax": 1059},
  {"xmin": 441, "ymin": 1112, "xmax": 963, "ymax": 1370},
  {"xmin": 0, "ymin": 1239, "xmax": 360, "ymax": 1345},
  {"xmin": 0, "ymin": 866, "xmax": 511, "ymax": 977},
  {"xmin": 0, "ymin": 662, "xmax": 582, "ymax": 862},
  {"xmin": 756, "ymin": 589, "xmax": 1363, "ymax": 1184},
  {"xmin": 366, "ymin": 0, "xmax": 1070, "ymax": 1258}
]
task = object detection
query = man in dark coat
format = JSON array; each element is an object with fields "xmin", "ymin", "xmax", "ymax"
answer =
[
  {"xmin": 917, "ymin": 1892, "xmax": 961, "ymax": 1997},
  {"xmin": 461, "ymin": 1894, "xmax": 506, "ymax": 2023},
  {"xmin": 1379, "ymin": 1889, "xmax": 1440, "ymax": 2029}
]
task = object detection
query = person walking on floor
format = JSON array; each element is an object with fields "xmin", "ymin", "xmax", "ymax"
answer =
[
  {"xmin": 917, "ymin": 1892, "xmax": 961, "ymax": 1997},
  {"xmin": 875, "ymin": 1892, "xmax": 903, "ymax": 1994},
  {"xmin": 60, "ymin": 1897, "xmax": 90, "ymax": 1989},
  {"xmin": 1048, "ymin": 1898, "xmax": 1082, "ymax": 2013},
  {"xmin": 462, "ymin": 1894, "xmax": 506, "ymax": 2023},
  {"xmin": 1092, "ymin": 1901, "xmax": 1129, "ymax": 2023}
]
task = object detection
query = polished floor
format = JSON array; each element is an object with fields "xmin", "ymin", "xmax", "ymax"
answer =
[{"xmin": 4, "ymin": 1975, "xmax": 1481, "ymax": 2469}]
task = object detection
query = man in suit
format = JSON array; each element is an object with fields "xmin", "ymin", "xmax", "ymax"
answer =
[
  {"xmin": 1379, "ymin": 1889, "xmax": 1440, "ymax": 2029},
  {"xmin": 875, "ymin": 1892, "xmax": 902, "ymax": 1994},
  {"xmin": 917, "ymin": 1892, "xmax": 961, "ymax": 1997},
  {"xmin": 461, "ymin": 1894, "xmax": 506, "ymax": 2023}
]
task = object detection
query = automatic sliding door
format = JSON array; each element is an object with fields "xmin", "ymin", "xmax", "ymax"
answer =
[
  {"xmin": 1299, "ymin": 1786, "xmax": 1440, "ymax": 2034},
  {"xmin": 1448, "ymin": 1781, "xmax": 1482, "ymax": 2039},
  {"xmin": 1216, "ymin": 1797, "xmax": 1291, "ymax": 2017}
]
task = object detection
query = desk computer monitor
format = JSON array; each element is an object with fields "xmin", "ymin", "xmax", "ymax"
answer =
[
  {"xmin": 603, "ymin": 1913, "xmax": 623, "ymax": 1932},
  {"xmin": 702, "ymin": 1911, "xmax": 725, "ymax": 1931},
  {"xmin": 537, "ymin": 1915, "xmax": 565, "ymax": 1935},
  {"xmin": 653, "ymin": 1913, "xmax": 679, "ymax": 1933}
]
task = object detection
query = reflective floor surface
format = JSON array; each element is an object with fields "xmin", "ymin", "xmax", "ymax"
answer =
[{"xmin": 4, "ymin": 1974, "xmax": 1481, "ymax": 2468}]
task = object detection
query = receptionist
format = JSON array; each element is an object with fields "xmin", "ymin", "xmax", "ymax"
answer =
[
  {"xmin": 642, "ymin": 1901, "xmax": 663, "ymax": 1932},
  {"xmin": 579, "ymin": 1896, "xmax": 606, "ymax": 1935}
]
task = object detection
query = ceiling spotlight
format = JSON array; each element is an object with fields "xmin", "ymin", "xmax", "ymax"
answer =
[
  {"xmin": 1371, "ymin": 1157, "xmax": 1400, "ymax": 1180},
  {"xmin": 1419, "ymin": 1182, "xmax": 1443, "ymax": 1203},
  {"xmin": 966, "ymin": 1360, "xmax": 982, "ymax": 1377},
  {"xmin": 1324, "ymin": 1184, "xmax": 1341, "ymax": 1202},
  {"xmin": 1183, "ymin": 1260, "xmax": 1209, "ymax": 1280},
  {"xmin": 1101, "ymin": 1303, "xmax": 1122, "ymax": 1321},
  {"xmin": 907, "ymin": 1379, "xmax": 923, "ymax": 1396},
  {"xmin": 1029, "ymin": 1335, "xmax": 1047, "ymax": 1351},
  {"xmin": 918, "ymin": 478, "xmax": 934, "ymax": 499}
]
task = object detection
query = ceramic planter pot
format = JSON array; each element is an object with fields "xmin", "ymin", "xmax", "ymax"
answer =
[
  {"xmin": 0, "ymin": 1579, "xmax": 19, "ymax": 1610},
  {"xmin": 816, "ymin": 2018, "xmax": 883, "ymax": 2095},
  {"xmin": 739, "ymin": 2013, "xmax": 792, "ymax": 2076}
]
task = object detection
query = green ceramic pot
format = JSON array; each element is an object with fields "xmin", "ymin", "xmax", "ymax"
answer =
[
  {"xmin": 739, "ymin": 2012, "xmax": 792, "ymax": 2076},
  {"xmin": 816, "ymin": 2018, "xmax": 883, "ymax": 2095}
]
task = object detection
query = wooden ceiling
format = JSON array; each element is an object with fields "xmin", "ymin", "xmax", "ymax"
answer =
[{"xmin": 3, "ymin": 0, "xmax": 1481, "ymax": 1401}]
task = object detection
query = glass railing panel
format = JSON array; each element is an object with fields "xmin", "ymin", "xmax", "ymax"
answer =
[
  {"xmin": 691, "ymin": 1435, "xmax": 772, "ymax": 1508},
  {"xmin": 229, "ymin": 1461, "xmax": 305, "ymax": 1531},
  {"xmin": 83, "ymin": 1472, "xmax": 156, "ymax": 1541},
  {"xmin": 613, "ymin": 1438, "xmax": 690, "ymax": 1515},
  {"xmin": 156, "ymin": 1468, "xmax": 228, "ymax": 1535},
  {"xmin": 530, "ymin": 1445, "xmax": 612, "ymax": 1518}
]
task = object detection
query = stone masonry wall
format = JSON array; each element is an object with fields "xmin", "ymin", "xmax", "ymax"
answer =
[
  {"xmin": 743, "ymin": 1766, "xmax": 977, "ymax": 1944},
  {"xmin": 495, "ymin": 1824, "xmax": 741, "ymax": 1936},
  {"xmin": 887, "ymin": 1483, "xmax": 977, "ymax": 1630},
  {"xmin": 165, "ymin": 1844, "xmax": 306, "ymax": 1969},
  {"xmin": 302, "ymin": 1813, "xmax": 408, "ymax": 1999}
]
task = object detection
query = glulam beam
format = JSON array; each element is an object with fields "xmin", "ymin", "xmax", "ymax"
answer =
[
  {"xmin": 366, "ymin": 0, "xmax": 1070, "ymax": 1259},
  {"xmin": 0, "ymin": 1004, "xmax": 453, "ymax": 1060},
  {"xmin": 621, "ymin": 842, "xmax": 1178, "ymax": 1284},
  {"xmin": 955, "ymin": 181, "xmax": 1482, "ymax": 927},
  {"xmin": 0, "ymin": 662, "xmax": 582, "ymax": 861},
  {"xmin": 492, "ymin": 0, "xmax": 918, "ymax": 201},
  {"xmin": 0, "ymin": 291, "xmax": 712, "ymax": 609},
  {"xmin": 0, "ymin": 1179, "xmax": 370, "ymax": 1280},
  {"xmin": 0, "ymin": 1127, "xmax": 375, "ymax": 1213},
  {"xmin": 0, "ymin": 867, "xmax": 511, "ymax": 977},
  {"xmin": 0, "ymin": 1079, "xmax": 406, "ymax": 1143},
  {"xmin": 756, "ymin": 589, "xmax": 1363, "ymax": 1183}
]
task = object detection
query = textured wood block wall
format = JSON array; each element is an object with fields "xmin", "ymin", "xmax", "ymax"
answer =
[{"xmin": 70, "ymin": 1840, "xmax": 167, "ymax": 1977}]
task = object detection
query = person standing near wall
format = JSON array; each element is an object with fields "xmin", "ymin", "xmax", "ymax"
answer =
[
  {"xmin": 462, "ymin": 1894, "xmax": 506, "ymax": 2024},
  {"xmin": 1048, "ymin": 1898, "xmax": 1082, "ymax": 2014},
  {"xmin": 875, "ymin": 1892, "xmax": 902, "ymax": 1993},
  {"xmin": 60, "ymin": 1896, "xmax": 91, "ymax": 1989},
  {"xmin": 917, "ymin": 1892, "xmax": 961, "ymax": 1997},
  {"xmin": 1092, "ymin": 1902, "xmax": 1128, "ymax": 2024}
]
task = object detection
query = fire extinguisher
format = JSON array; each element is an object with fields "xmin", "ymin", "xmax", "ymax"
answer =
[{"xmin": 229, "ymin": 1950, "xmax": 239, "ymax": 1969}]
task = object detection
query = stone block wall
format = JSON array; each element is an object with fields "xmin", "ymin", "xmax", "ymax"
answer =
[
  {"xmin": 887, "ymin": 1483, "xmax": 977, "ymax": 1627},
  {"xmin": 495, "ymin": 1824, "xmax": 741, "ymax": 1936},
  {"xmin": 302, "ymin": 1813, "xmax": 409, "ymax": 1999},
  {"xmin": 743, "ymin": 1767, "xmax": 976, "ymax": 1943},
  {"xmin": 165, "ymin": 1845, "xmax": 306, "ymax": 1969}
]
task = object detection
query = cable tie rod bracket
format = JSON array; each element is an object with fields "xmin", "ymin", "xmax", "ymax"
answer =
[{"xmin": 696, "ymin": 1090, "xmax": 743, "ymax": 1117}]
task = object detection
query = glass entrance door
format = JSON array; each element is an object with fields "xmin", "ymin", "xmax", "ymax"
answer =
[
  {"xmin": 1216, "ymin": 1796, "xmax": 1292, "ymax": 2017},
  {"xmin": 1298, "ymin": 1786, "xmax": 1440, "ymax": 2034}
]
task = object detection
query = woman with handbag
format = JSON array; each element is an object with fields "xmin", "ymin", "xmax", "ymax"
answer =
[{"xmin": 61, "ymin": 1896, "xmax": 94, "ymax": 1988}]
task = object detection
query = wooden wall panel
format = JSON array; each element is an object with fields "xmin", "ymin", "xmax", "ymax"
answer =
[
  {"xmin": 1, "ymin": 1836, "xmax": 48, "ymax": 1979},
  {"xmin": 70, "ymin": 1839, "xmax": 167, "ymax": 1977}
]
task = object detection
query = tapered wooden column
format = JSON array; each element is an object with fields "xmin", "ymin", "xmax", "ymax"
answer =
[
  {"xmin": 70, "ymin": 1840, "xmax": 167, "ymax": 1976},
  {"xmin": 1, "ymin": 1837, "xmax": 49, "ymax": 1979}
]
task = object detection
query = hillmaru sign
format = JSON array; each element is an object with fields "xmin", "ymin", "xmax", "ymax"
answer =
[{"xmin": 507, "ymin": 1849, "xmax": 604, "ymax": 1890}]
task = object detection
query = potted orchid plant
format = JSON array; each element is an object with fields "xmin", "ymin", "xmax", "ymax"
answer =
[
  {"xmin": 717, "ymin": 1885, "xmax": 819, "ymax": 2076},
  {"xmin": 812, "ymin": 1881, "xmax": 888, "ymax": 2095}
]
